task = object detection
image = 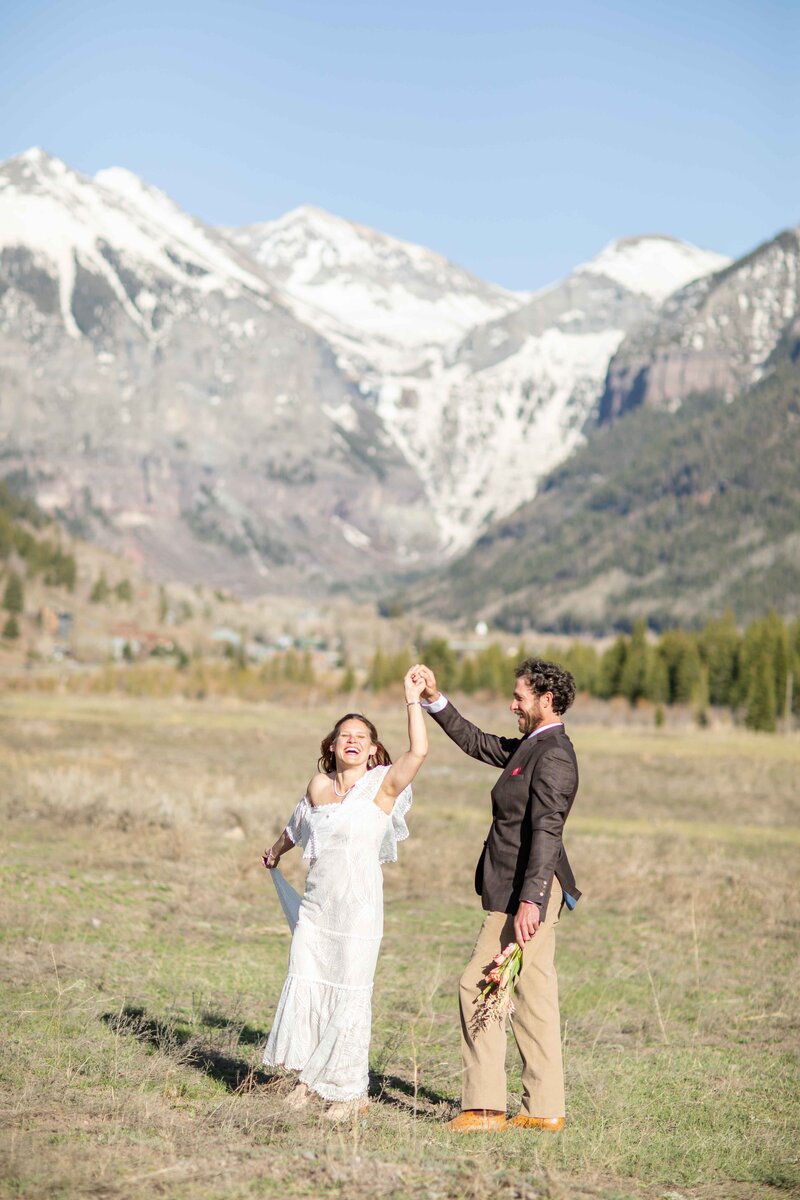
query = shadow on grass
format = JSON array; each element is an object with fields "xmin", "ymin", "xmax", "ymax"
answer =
[
  {"xmin": 103, "ymin": 1005, "xmax": 455, "ymax": 1118},
  {"xmin": 369, "ymin": 1071, "xmax": 454, "ymax": 1115},
  {"xmin": 197, "ymin": 1009, "xmax": 269, "ymax": 1047},
  {"xmin": 101, "ymin": 1005, "xmax": 279, "ymax": 1093}
]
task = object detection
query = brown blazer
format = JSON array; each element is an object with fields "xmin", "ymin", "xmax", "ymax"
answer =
[{"xmin": 430, "ymin": 699, "xmax": 581, "ymax": 915}]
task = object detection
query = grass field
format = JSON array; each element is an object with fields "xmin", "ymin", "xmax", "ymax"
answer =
[{"xmin": 1, "ymin": 692, "xmax": 798, "ymax": 1200}]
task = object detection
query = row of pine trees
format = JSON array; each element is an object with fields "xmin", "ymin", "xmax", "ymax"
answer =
[{"xmin": 365, "ymin": 611, "xmax": 799, "ymax": 732}]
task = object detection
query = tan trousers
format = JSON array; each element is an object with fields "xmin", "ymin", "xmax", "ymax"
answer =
[{"xmin": 458, "ymin": 882, "xmax": 564, "ymax": 1117}]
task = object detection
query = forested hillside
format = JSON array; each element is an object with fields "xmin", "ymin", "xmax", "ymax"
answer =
[{"xmin": 405, "ymin": 365, "xmax": 800, "ymax": 632}]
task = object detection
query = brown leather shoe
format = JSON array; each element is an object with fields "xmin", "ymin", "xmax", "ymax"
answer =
[
  {"xmin": 446, "ymin": 1109, "xmax": 506, "ymax": 1132},
  {"xmin": 507, "ymin": 1114, "xmax": 565, "ymax": 1132}
]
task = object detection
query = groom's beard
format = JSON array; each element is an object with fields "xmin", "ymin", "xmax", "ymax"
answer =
[
  {"xmin": 517, "ymin": 703, "xmax": 546, "ymax": 735},
  {"xmin": 517, "ymin": 711, "xmax": 536, "ymax": 735}
]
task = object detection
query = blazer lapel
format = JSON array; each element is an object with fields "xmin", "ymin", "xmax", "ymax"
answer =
[{"xmin": 502, "ymin": 725, "xmax": 563, "ymax": 778}]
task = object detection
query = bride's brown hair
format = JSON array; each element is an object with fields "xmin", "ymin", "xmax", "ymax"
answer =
[{"xmin": 318, "ymin": 713, "xmax": 392, "ymax": 774}]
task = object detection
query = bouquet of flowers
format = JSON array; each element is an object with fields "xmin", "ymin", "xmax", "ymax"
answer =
[{"xmin": 470, "ymin": 942, "xmax": 523, "ymax": 1035}]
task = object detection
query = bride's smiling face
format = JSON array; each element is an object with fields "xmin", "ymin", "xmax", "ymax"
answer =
[{"xmin": 332, "ymin": 719, "xmax": 377, "ymax": 770}]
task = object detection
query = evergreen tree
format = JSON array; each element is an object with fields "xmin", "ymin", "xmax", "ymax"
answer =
[
  {"xmin": 658, "ymin": 630, "xmax": 702, "ymax": 704},
  {"xmin": 691, "ymin": 665, "xmax": 711, "ymax": 726},
  {"xmin": 338, "ymin": 663, "xmax": 356, "ymax": 693},
  {"xmin": 738, "ymin": 613, "xmax": 787, "ymax": 717},
  {"xmin": 115, "ymin": 578, "xmax": 134, "ymax": 603},
  {"xmin": 43, "ymin": 549, "xmax": 77, "ymax": 591},
  {"xmin": 789, "ymin": 617, "xmax": 800, "ymax": 718},
  {"xmin": 90, "ymin": 572, "xmax": 110, "ymax": 603},
  {"xmin": 762, "ymin": 610, "xmax": 790, "ymax": 717},
  {"xmin": 597, "ymin": 636, "xmax": 627, "ymax": 699},
  {"xmin": 0, "ymin": 512, "xmax": 13, "ymax": 559},
  {"xmin": 2, "ymin": 571, "xmax": 23, "ymax": 614},
  {"xmin": 459, "ymin": 657, "xmax": 477, "ymax": 694},
  {"xmin": 619, "ymin": 618, "xmax": 649, "ymax": 703},
  {"xmin": 282, "ymin": 649, "xmax": 301, "ymax": 681},
  {"xmin": 2, "ymin": 613, "xmax": 19, "ymax": 639},
  {"xmin": 300, "ymin": 650, "xmax": 315, "ymax": 685},
  {"xmin": 474, "ymin": 643, "xmax": 509, "ymax": 694},
  {"xmin": 367, "ymin": 648, "xmax": 388, "ymax": 691},
  {"xmin": 420, "ymin": 637, "xmax": 459, "ymax": 692},
  {"xmin": 698, "ymin": 610, "xmax": 740, "ymax": 707},
  {"xmin": 645, "ymin": 649, "xmax": 670, "ymax": 705},
  {"xmin": 744, "ymin": 650, "xmax": 777, "ymax": 732},
  {"xmin": 563, "ymin": 641, "xmax": 600, "ymax": 694}
]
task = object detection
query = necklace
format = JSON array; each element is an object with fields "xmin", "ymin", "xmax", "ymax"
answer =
[{"xmin": 332, "ymin": 777, "xmax": 355, "ymax": 798}]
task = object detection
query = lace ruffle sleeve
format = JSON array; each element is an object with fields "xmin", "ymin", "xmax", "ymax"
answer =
[
  {"xmin": 379, "ymin": 784, "xmax": 412, "ymax": 864},
  {"xmin": 284, "ymin": 796, "xmax": 309, "ymax": 848}
]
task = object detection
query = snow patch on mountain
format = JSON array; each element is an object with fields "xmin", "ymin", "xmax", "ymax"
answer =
[
  {"xmin": 227, "ymin": 205, "xmax": 526, "ymax": 364},
  {"xmin": 577, "ymin": 234, "xmax": 730, "ymax": 302},
  {"xmin": 377, "ymin": 325, "xmax": 626, "ymax": 550}
]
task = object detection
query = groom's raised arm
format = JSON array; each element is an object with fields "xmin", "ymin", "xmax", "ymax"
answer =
[
  {"xmin": 418, "ymin": 663, "xmax": 519, "ymax": 766},
  {"xmin": 421, "ymin": 692, "xmax": 520, "ymax": 768}
]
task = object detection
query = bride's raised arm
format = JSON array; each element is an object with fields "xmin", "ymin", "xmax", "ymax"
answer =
[{"xmin": 373, "ymin": 665, "xmax": 428, "ymax": 812}]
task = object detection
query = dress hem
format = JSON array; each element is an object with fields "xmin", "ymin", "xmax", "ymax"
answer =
[{"xmin": 262, "ymin": 1054, "xmax": 368, "ymax": 1103}]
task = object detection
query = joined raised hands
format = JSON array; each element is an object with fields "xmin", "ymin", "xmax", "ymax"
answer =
[
  {"xmin": 404, "ymin": 663, "xmax": 427, "ymax": 703},
  {"xmin": 415, "ymin": 664, "xmax": 439, "ymax": 703}
]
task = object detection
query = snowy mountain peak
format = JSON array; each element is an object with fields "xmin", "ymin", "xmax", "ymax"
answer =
[
  {"xmin": 0, "ymin": 146, "xmax": 271, "ymax": 344},
  {"xmin": 95, "ymin": 166, "xmax": 183, "ymax": 224},
  {"xmin": 9, "ymin": 145, "xmax": 56, "ymax": 170},
  {"xmin": 228, "ymin": 205, "xmax": 525, "ymax": 358},
  {"xmin": 576, "ymin": 234, "xmax": 730, "ymax": 302},
  {"xmin": 1, "ymin": 147, "xmax": 82, "ymax": 191}
]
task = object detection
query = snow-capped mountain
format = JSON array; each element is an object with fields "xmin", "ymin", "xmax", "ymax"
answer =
[
  {"xmin": 0, "ymin": 148, "xmax": 272, "ymax": 342},
  {"xmin": 227, "ymin": 205, "xmax": 526, "ymax": 374},
  {"xmin": 575, "ymin": 234, "xmax": 728, "ymax": 303},
  {"xmin": 600, "ymin": 226, "xmax": 800, "ymax": 420},
  {"xmin": 0, "ymin": 149, "xmax": 438, "ymax": 591},
  {"xmin": 0, "ymin": 147, "xmax": 744, "ymax": 594},
  {"xmin": 369, "ymin": 236, "xmax": 731, "ymax": 548},
  {"xmin": 227, "ymin": 214, "xmax": 729, "ymax": 550}
]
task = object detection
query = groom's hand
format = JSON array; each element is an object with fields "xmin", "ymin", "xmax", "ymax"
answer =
[{"xmin": 514, "ymin": 900, "xmax": 541, "ymax": 945}]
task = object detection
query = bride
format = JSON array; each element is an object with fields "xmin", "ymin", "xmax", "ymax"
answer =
[{"xmin": 261, "ymin": 666, "xmax": 428, "ymax": 1119}]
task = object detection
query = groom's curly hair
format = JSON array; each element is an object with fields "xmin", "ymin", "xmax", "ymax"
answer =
[
  {"xmin": 515, "ymin": 658, "xmax": 576, "ymax": 716},
  {"xmin": 318, "ymin": 713, "xmax": 393, "ymax": 774}
]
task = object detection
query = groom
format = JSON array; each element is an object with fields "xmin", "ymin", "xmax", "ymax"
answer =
[{"xmin": 418, "ymin": 657, "xmax": 580, "ymax": 1132}]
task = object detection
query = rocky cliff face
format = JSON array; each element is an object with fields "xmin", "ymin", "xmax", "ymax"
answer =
[{"xmin": 599, "ymin": 227, "xmax": 800, "ymax": 421}]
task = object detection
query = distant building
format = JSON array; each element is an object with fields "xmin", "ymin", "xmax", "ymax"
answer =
[
  {"xmin": 211, "ymin": 627, "xmax": 242, "ymax": 647},
  {"xmin": 110, "ymin": 622, "xmax": 172, "ymax": 661}
]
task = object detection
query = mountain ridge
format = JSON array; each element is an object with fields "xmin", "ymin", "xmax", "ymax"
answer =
[{"xmin": 5, "ymin": 146, "xmax": 780, "ymax": 618}]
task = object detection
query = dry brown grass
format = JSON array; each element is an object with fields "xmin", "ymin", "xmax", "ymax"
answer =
[{"xmin": 1, "ymin": 692, "xmax": 798, "ymax": 1200}]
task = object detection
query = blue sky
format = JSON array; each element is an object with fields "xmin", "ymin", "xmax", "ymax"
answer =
[{"xmin": 1, "ymin": 0, "xmax": 796, "ymax": 289}]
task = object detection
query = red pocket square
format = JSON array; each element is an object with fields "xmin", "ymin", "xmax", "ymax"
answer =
[{"xmin": 511, "ymin": 767, "xmax": 522, "ymax": 776}]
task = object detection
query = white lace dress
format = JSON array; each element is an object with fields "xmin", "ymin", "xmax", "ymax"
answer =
[{"xmin": 263, "ymin": 765, "xmax": 411, "ymax": 1102}]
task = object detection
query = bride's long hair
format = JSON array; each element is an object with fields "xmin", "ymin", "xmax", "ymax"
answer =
[{"xmin": 318, "ymin": 713, "xmax": 392, "ymax": 774}]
